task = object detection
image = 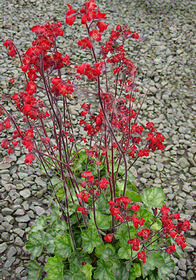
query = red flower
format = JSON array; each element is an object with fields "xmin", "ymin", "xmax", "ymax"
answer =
[
  {"xmin": 4, "ymin": 119, "xmax": 11, "ymax": 129},
  {"xmin": 137, "ymin": 251, "xmax": 146, "ymax": 263},
  {"xmin": 89, "ymin": 29, "xmax": 101, "ymax": 42},
  {"xmin": 104, "ymin": 234, "xmax": 113, "ymax": 242},
  {"xmin": 131, "ymin": 31, "xmax": 139, "ymax": 39},
  {"xmin": 81, "ymin": 14, "xmax": 87, "ymax": 24},
  {"xmin": 131, "ymin": 202, "xmax": 140, "ymax": 211},
  {"xmin": 1, "ymin": 139, "xmax": 9, "ymax": 148},
  {"xmin": 77, "ymin": 206, "xmax": 88, "ymax": 215},
  {"xmin": 127, "ymin": 238, "xmax": 140, "ymax": 251},
  {"xmin": 165, "ymin": 244, "xmax": 176, "ymax": 255},
  {"xmin": 66, "ymin": 4, "xmax": 77, "ymax": 25},
  {"xmin": 78, "ymin": 38, "xmax": 93, "ymax": 49},
  {"xmin": 137, "ymin": 228, "xmax": 150, "ymax": 239},
  {"xmin": 160, "ymin": 205, "xmax": 170, "ymax": 215},
  {"xmin": 97, "ymin": 21, "xmax": 108, "ymax": 33},
  {"xmin": 169, "ymin": 231, "xmax": 177, "ymax": 238},
  {"xmin": 8, "ymin": 148, "xmax": 14, "ymax": 154},
  {"xmin": 77, "ymin": 191, "xmax": 89, "ymax": 202},
  {"xmin": 181, "ymin": 220, "xmax": 190, "ymax": 232},
  {"xmin": 63, "ymin": 54, "xmax": 70, "ymax": 65},
  {"xmin": 24, "ymin": 153, "xmax": 35, "ymax": 164},
  {"xmin": 175, "ymin": 234, "xmax": 187, "ymax": 249},
  {"xmin": 99, "ymin": 177, "xmax": 109, "ymax": 189},
  {"xmin": 132, "ymin": 216, "xmax": 145, "ymax": 229}
]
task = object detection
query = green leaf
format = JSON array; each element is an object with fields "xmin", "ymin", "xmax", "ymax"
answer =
[
  {"xmin": 30, "ymin": 216, "xmax": 49, "ymax": 233},
  {"xmin": 128, "ymin": 266, "xmax": 137, "ymax": 280},
  {"xmin": 26, "ymin": 231, "xmax": 45, "ymax": 259},
  {"xmin": 94, "ymin": 259, "xmax": 115, "ymax": 280},
  {"xmin": 82, "ymin": 225, "xmax": 102, "ymax": 254},
  {"xmin": 127, "ymin": 181, "xmax": 137, "ymax": 192},
  {"xmin": 95, "ymin": 244, "xmax": 116, "ymax": 259},
  {"xmin": 81, "ymin": 263, "xmax": 93, "ymax": 280},
  {"xmin": 95, "ymin": 196, "xmax": 110, "ymax": 214},
  {"xmin": 143, "ymin": 252, "xmax": 165, "ymax": 277},
  {"xmin": 158, "ymin": 252, "xmax": 175, "ymax": 279},
  {"xmin": 102, "ymin": 247, "xmax": 116, "ymax": 261},
  {"xmin": 148, "ymin": 270, "xmax": 159, "ymax": 280},
  {"xmin": 50, "ymin": 205, "xmax": 62, "ymax": 224},
  {"xmin": 136, "ymin": 208, "xmax": 154, "ymax": 223},
  {"xmin": 114, "ymin": 262, "xmax": 129, "ymax": 280},
  {"xmin": 116, "ymin": 180, "xmax": 124, "ymax": 192},
  {"xmin": 89, "ymin": 210, "xmax": 112, "ymax": 229},
  {"xmin": 54, "ymin": 234, "xmax": 73, "ymax": 258},
  {"xmin": 151, "ymin": 219, "xmax": 162, "ymax": 231},
  {"xmin": 118, "ymin": 245, "xmax": 131, "ymax": 260},
  {"xmin": 51, "ymin": 176, "xmax": 62, "ymax": 186},
  {"xmin": 64, "ymin": 264, "xmax": 86, "ymax": 280},
  {"xmin": 52, "ymin": 219, "xmax": 68, "ymax": 235},
  {"xmin": 68, "ymin": 250, "xmax": 92, "ymax": 266},
  {"xmin": 56, "ymin": 187, "xmax": 65, "ymax": 200},
  {"xmin": 115, "ymin": 224, "xmax": 135, "ymax": 247},
  {"xmin": 133, "ymin": 263, "xmax": 142, "ymax": 278},
  {"xmin": 142, "ymin": 187, "xmax": 165, "ymax": 208},
  {"xmin": 125, "ymin": 190, "xmax": 142, "ymax": 202},
  {"xmin": 45, "ymin": 230, "xmax": 57, "ymax": 254},
  {"xmin": 27, "ymin": 260, "xmax": 42, "ymax": 280},
  {"xmin": 143, "ymin": 251, "xmax": 174, "ymax": 279},
  {"xmin": 44, "ymin": 256, "xmax": 64, "ymax": 280}
]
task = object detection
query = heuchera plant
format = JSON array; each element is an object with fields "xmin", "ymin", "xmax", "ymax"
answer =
[{"xmin": 1, "ymin": 0, "xmax": 190, "ymax": 279}]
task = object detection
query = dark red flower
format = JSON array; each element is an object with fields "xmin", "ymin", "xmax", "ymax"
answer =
[
  {"xmin": 104, "ymin": 234, "xmax": 113, "ymax": 242},
  {"xmin": 137, "ymin": 251, "xmax": 146, "ymax": 263}
]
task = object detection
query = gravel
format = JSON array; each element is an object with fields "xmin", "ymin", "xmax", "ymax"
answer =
[{"xmin": 0, "ymin": 0, "xmax": 196, "ymax": 279}]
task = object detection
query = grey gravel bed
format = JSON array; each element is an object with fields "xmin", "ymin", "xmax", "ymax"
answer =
[{"xmin": 0, "ymin": 0, "xmax": 196, "ymax": 279}]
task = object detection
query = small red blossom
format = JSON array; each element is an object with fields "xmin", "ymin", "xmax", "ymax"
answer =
[
  {"xmin": 131, "ymin": 202, "xmax": 140, "ymax": 211},
  {"xmin": 66, "ymin": 4, "xmax": 77, "ymax": 25},
  {"xmin": 78, "ymin": 38, "xmax": 93, "ymax": 49},
  {"xmin": 181, "ymin": 220, "xmax": 191, "ymax": 232},
  {"xmin": 137, "ymin": 228, "xmax": 150, "ymax": 239},
  {"xmin": 127, "ymin": 238, "xmax": 140, "ymax": 251},
  {"xmin": 131, "ymin": 31, "xmax": 139, "ymax": 39},
  {"xmin": 104, "ymin": 234, "xmax": 113, "ymax": 242},
  {"xmin": 89, "ymin": 29, "xmax": 101, "ymax": 42},
  {"xmin": 8, "ymin": 147, "xmax": 14, "ymax": 154},
  {"xmin": 99, "ymin": 177, "xmax": 109, "ymax": 189},
  {"xmin": 24, "ymin": 153, "xmax": 35, "ymax": 164},
  {"xmin": 165, "ymin": 244, "xmax": 176, "ymax": 255},
  {"xmin": 138, "ymin": 251, "xmax": 146, "ymax": 263},
  {"xmin": 160, "ymin": 205, "xmax": 170, "ymax": 215},
  {"xmin": 77, "ymin": 206, "xmax": 88, "ymax": 215},
  {"xmin": 1, "ymin": 139, "xmax": 9, "ymax": 148},
  {"xmin": 4, "ymin": 119, "xmax": 11, "ymax": 129},
  {"xmin": 97, "ymin": 21, "xmax": 108, "ymax": 33},
  {"xmin": 175, "ymin": 234, "xmax": 187, "ymax": 249},
  {"xmin": 77, "ymin": 191, "xmax": 89, "ymax": 202},
  {"xmin": 132, "ymin": 216, "xmax": 145, "ymax": 229}
]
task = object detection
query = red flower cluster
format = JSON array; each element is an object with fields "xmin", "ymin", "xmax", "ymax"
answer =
[
  {"xmin": 108, "ymin": 197, "xmax": 141, "ymax": 224},
  {"xmin": 137, "ymin": 228, "xmax": 150, "ymax": 239},
  {"xmin": 127, "ymin": 238, "xmax": 140, "ymax": 251},
  {"xmin": 80, "ymin": 104, "xmax": 104, "ymax": 136},
  {"xmin": 77, "ymin": 171, "xmax": 109, "ymax": 215},
  {"xmin": 3, "ymin": 40, "xmax": 16, "ymax": 57},
  {"xmin": 137, "ymin": 250, "xmax": 146, "ymax": 263},
  {"xmin": 66, "ymin": 0, "xmax": 106, "ymax": 27},
  {"xmin": 51, "ymin": 77, "xmax": 74, "ymax": 97},
  {"xmin": 159, "ymin": 205, "xmax": 190, "ymax": 249},
  {"xmin": 104, "ymin": 234, "xmax": 113, "ymax": 242},
  {"xmin": 75, "ymin": 62, "xmax": 102, "ymax": 80}
]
